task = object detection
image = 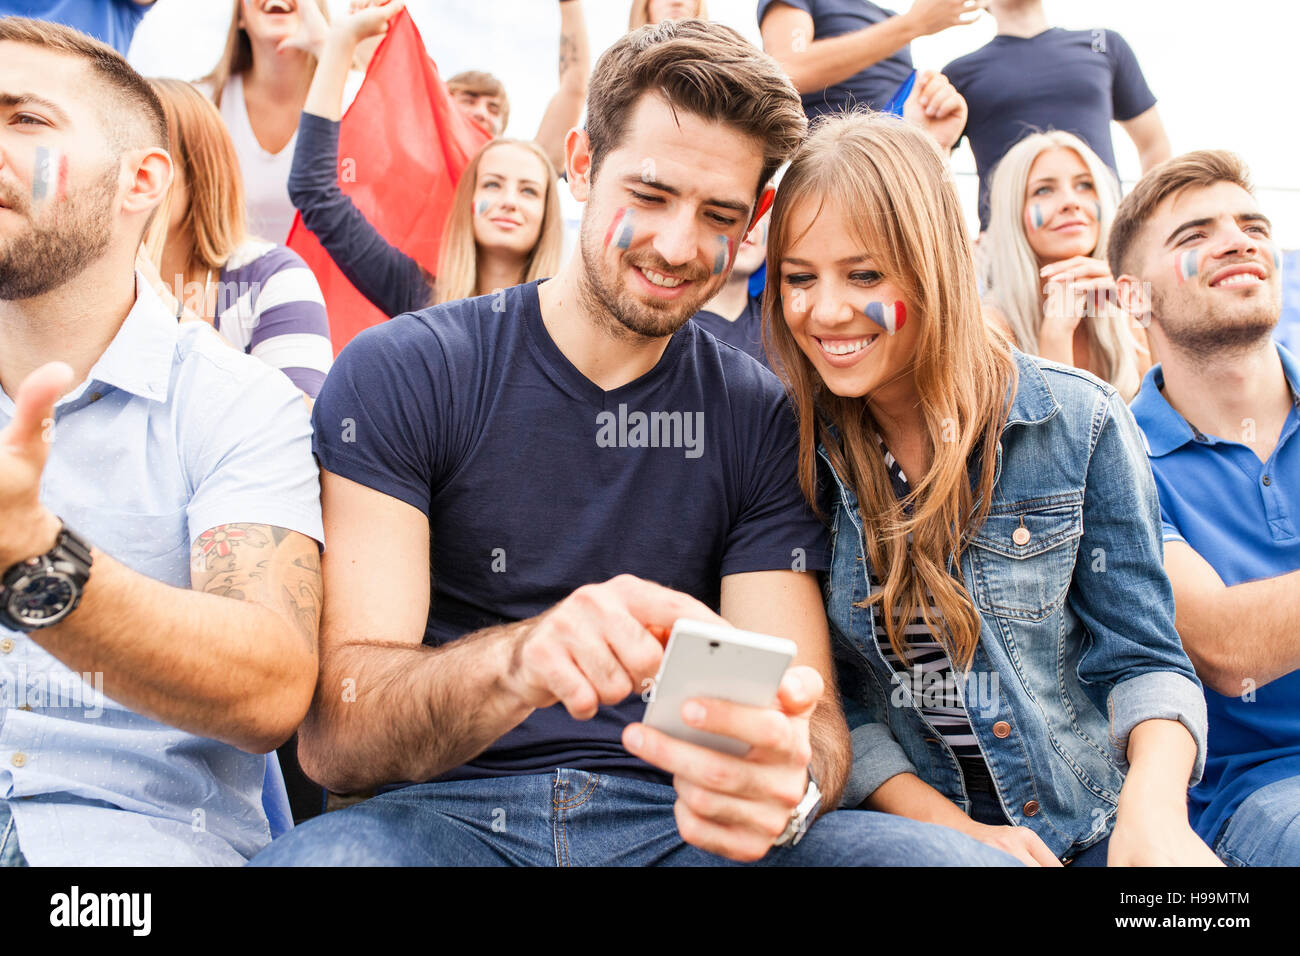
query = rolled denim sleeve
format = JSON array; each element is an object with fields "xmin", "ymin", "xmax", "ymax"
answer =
[
  {"xmin": 1072, "ymin": 389, "xmax": 1207, "ymax": 785},
  {"xmin": 1109, "ymin": 671, "xmax": 1208, "ymax": 784},
  {"xmin": 843, "ymin": 722, "xmax": 919, "ymax": 808}
]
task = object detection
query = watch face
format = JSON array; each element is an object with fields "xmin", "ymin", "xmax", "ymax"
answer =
[{"xmin": 8, "ymin": 571, "xmax": 77, "ymax": 626}]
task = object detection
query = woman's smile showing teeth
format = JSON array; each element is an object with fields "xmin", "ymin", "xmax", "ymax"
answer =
[{"xmin": 815, "ymin": 334, "xmax": 878, "ymax": 366}]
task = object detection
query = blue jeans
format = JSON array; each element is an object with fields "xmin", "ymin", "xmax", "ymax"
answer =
[
  {"xmin": 248, "ymin": 769, "xmax": 1022, "ymax": 866},
  {"xmin": 0, "ymin": 801, "xmax": 28, "ymax": 867},
  {"xmin": 1214, "ymin": 775, "xmax": 1300, "ymax": 866}
]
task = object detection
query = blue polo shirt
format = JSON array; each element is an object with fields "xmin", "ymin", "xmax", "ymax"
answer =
[{"xmin": 1130, "ymin": 344, "xmax": 1300, "ymax": 847}]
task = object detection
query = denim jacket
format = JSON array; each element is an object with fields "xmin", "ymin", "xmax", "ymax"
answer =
[{"xmin": 820, "ymin": 350, "xmax": 1207, "ymax": 859}]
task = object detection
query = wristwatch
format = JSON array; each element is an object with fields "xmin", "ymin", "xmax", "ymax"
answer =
[
  {"xmin": 773, "ymin": 768, "xmax": 823, "ymax": 848},
  {"xmin": 0, "ymin": 522, "xmax": 93, "ymax": 632}
]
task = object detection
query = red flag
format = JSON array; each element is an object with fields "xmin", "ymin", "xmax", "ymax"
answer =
[{"xmin": 287, "ymin": 10, "xmax": 491, "ymax": 354}]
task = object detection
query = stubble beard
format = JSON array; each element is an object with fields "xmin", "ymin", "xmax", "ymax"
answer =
[
  {"xmin": 1150, "ymin": 283, "xmax": 1280, "ymax": 364},
  {"xmin": 575, "ymin": 211, "xmax": 715, "ymax": 343},
  {"xmin": 0, "ymin": 161, "xmax": 118, "ymax": 301}
]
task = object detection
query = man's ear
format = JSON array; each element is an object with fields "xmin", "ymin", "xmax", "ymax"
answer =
[
  {"xmin": 565, "ymin": 127, "xmax": 592, "ymax": 203},
  {"xmin": 1116, "ymin": 273, "xmax": 1154, "ymax": 329},
  {"xmin": 119, "ymin": 147, "xmax": 172, "ymax": 224}
]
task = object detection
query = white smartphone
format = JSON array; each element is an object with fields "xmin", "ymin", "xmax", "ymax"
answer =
[{"xmin": 642, "ymin": 618, "xmax": 798, "ymax": 756}]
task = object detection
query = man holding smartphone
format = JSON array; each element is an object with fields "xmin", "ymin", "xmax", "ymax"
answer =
[{"xmin": 252, "ymin": 17, "xmax": 1015, "ymax": 867}]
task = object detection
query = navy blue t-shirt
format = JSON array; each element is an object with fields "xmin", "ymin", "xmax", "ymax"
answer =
[
  {"xmin": 691, "ymin": 294, "xmax": 768, "ymax": 368},
  {"xmin": 943, "ymin": 27, "xmax": 1157, "ymax": 230},
  {"xmin": 4, "ymin": 1, "xmax": 149, "ymax": 55},
  {"xmin": 757, "ymin": 0, "xmax": 914, "ymax": 122},
  {"xmin": 311, "ymin": 280, "xmax": 829, "ymax": 784}
]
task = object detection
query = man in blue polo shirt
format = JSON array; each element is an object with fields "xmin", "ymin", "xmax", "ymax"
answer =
[
  {"xmin": 944, "ymin": 0, "xmax": 1170, "ymax": 230},
  {"xmin": 1, "ymin": 1, "xmax": 154, "ymax": 55},
  {"xmin": 1115, "ymin": 150, "xmax": 1300, "ymax": 866}
]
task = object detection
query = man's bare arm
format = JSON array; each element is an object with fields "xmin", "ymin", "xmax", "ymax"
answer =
[
  {"xmin": 719, "ymin": 568, "xmax": 848, "ymax": 810},
  {"xmin": 1119, "ymin": 105, "xmax": 1172, "ymax": 175},
  {"xmin": 29, "ymin": 522, "xmax": 320, "ymax": 754},
  {"xmin": 534, "ymin": 0, "xmax": 591, "ymax": 174},
  {"xmin": 1165, "ymin": 540, "xmax": 1300, "ymax": 695},
  {"xmin": 760, "ymin": 1, "xmax": 979, "ymax": 97}
]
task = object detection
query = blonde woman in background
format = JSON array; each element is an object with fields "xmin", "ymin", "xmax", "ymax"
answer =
[
  {"xmin": 982, "ymin": 130, "xmax": 1150, "ymax": 400},
  {"xmin": 140, "ymin": 78, "xmax": 333, "ymax": 399},
  {"xmin": 287, "ymin": 0, "xmax": 565, "ymax": 316},
  {"xmin": 628, "ymin": 0, "xmax": 707, "ymax": 30}
]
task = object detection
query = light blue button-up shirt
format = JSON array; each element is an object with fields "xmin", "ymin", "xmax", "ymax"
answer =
[{"xmin": 0, "ymin": 277, "xmax": 323, "ymax": 866}]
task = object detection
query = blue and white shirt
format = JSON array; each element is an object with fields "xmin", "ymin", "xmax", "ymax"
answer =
[
  {"xmin": 0, "ymin": 276, "xmax": 322, "ymax": 865},
  {"xmin": 215, "ymin": 238, "xmax": 333, "ymax": 399}
]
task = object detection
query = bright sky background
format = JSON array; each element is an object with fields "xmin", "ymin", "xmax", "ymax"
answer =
[{"xmin": 129, "ymin": 0, "xmax": 1300, "ymax": 244}]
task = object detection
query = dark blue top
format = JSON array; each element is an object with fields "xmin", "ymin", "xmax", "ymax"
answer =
[
  {"xmin": 4, "ymin": 0, "xmax": 148, "ymax": 54},
  {"xmin": 1130, "ymin": 346, "xmax": 1300, "ymax": 848},
  {"xmin": 757, "ymin": 0, "xmax": 914, "ymax": 122},
  {"xmin": 287, "ymin": 111, "xmax": 432, "ymax": 319},
  {"xmin": 311, "ymin": 279, "xmax": 829, "ymax": 784},
  {"xmin": 943, "ymin": 27, "xmax": 1156, "ymax": 230},
  {"xmin": 691, "ymin": 294, "xmax": 768, "ymax": 368}
]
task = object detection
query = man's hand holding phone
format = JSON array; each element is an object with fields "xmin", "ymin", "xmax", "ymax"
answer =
[
  {"xmin": 622, "ymin": 665, "xmax": 823, "ymax": 863},
  {"xmin": 501, "ymin": 574, "xmax": 725, "ymax": 720}
]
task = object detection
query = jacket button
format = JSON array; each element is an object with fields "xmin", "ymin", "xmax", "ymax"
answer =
[
  {"xmin": 0, "ymin": 638, "xmax": 12, "ymax": 653},
  {"xmin": 1012, "ymin": 526, "xmax": 1030, "ymax": 546},
  {"xmin": 1023, "ymin": 800, "xmax": 1040, "ymax": 816},
  {"xmin": 992, "ymin": 721, "xmax": 1011, "ymax": 738}
]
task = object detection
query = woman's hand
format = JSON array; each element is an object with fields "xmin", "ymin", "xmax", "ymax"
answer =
[
  {"xmin": 276, "ymin": 0, "xmax": 331, "ymax": 57},
  {"xmin": 1108, "ymin": 802, "xmax": 1224, "ymax": 866},
  {"xmin": 1040, "ymin": 255, "xmax": 1116, "ymax": 342},
  {"xmin": 958, "ymin": 819, "xmax": 1063, "ymax": 867},
  {"xmin": 339, "ymin": 0, "xmax": 407, "ymax": 45}
]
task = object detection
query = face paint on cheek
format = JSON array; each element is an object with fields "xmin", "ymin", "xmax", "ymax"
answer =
[
  {"xmin": 1176, "ymin": 248, "xmax": 1199, "ymax": 283},
  {"xmin": 603, "ymin": 207, "xmax": 636, "ymax": 250},
  {"xmin": 1027, "ymin": 203, "xmax": 1045, "ymax": 230},
  {"xmin": 475, "ymin": 199, "xmax": 491, "ymax": 218},
  {"xmin": 31, "ymin": 146, "xmax": 67, "ymax": 203},
  {"xmin": 1272, "ymin": 245, "xmax": 1283, "ymax": 272},
  {"xmin": 712, "ymin": 235, "xmax": 734, "ymax": 275},
  {"xmin": 864, "ymin": 300, "xmax": 907, "ymax": 334},
  {"xmin": 1090, "ymin": 200, "xmax": 1102, "ymax": 222}
]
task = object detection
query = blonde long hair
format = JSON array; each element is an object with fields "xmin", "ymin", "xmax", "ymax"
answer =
[
  {"xmin": 142, "ymin": 78, "xmax": 247, "ymax": 272},
  {"xmin": 433, "ymin": 139, "xmax": 564, "ymax": 305},
  {"xmin": 766, "ymin": 114, "xmax": 1016, "ymax": 669},
  {"xmin": 628, "ymin": 0, "xmax": 708, "ymax": 30},
  {"xmin": 201, "ymin": 0, "xmax": 329, "ymax": 107},
  {"xmin": 982, "ymin": 131, "xmax": 1140, "ymax": 399}
]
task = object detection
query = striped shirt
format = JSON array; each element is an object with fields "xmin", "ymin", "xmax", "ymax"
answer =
[
  {"xmin": 871, "ymin": 443, "xmax": 988, "ymax": 771},
  {"xmin": 216, "ymin": 239, "xmax": 333, "ymax": 398}
]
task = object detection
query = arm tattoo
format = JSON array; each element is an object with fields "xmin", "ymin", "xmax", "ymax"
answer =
[
  {"xmin": 558, "ymin": 32, "xmax": 577, "ymax": 77},
  {"xmin": 192, "ymin": 523, "xmax": 322, "ymax": 652}
]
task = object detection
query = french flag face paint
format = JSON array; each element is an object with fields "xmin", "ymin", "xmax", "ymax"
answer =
[
  {"xmin": 32, "ymin": 146, "xmax": 67, "ymax": 203},
  {"xmin": 475, "ymin": 199, "xmax": 491, "ymax": 217},
  {"xmin": 865, "ymin": 300, "xmax": 907, "ymax": 334},
  {"xmin": 1272, "ymin": 245, "xmax": 1283, "ymax": 272},
  {"xmin": 1028, "ymin": 203, "xmax": 1046, "ymax": 230},
  {"xmin": 604, "ymin": 207, "xmax": 636, "ymax": 250},
  {"xmin": 1176, "ymin": 249, "xmax": 1199, "ymax": 283},
  {"xmin": 712, "ymin": 235, "xmax": 734, "ymax": 275}
]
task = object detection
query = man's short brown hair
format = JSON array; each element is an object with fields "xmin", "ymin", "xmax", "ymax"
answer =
[
  {"xmin": 585, "ymin": 18, "xmax": 807, "ymax": 208},
  {"xmin": 1108, "ymin": 150, "xmax": 1255, "ymax": 278},
  {"xmin": 446, "ymin": 70, "xmax": 510, "ymax": 134},
  {"xmin": 0, "ymin": 15, "xmax": 166, "ymax": 153}
]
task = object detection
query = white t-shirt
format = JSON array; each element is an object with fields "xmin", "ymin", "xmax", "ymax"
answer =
[{"xmin": 204, "ymin": 72, "xmax": 364, "ymax": 245}]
